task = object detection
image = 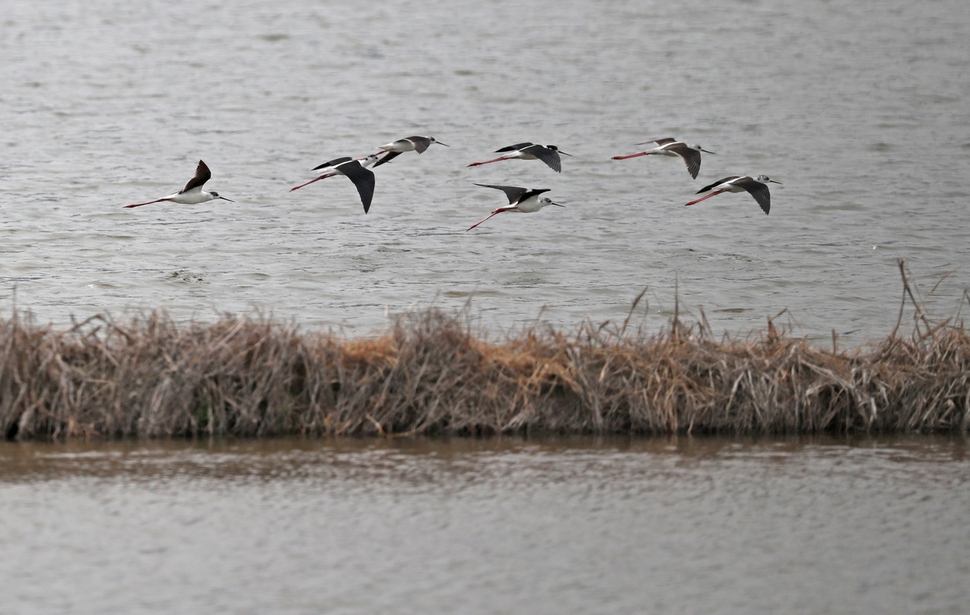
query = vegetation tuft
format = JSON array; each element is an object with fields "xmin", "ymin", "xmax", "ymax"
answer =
[{"xmin": 2, "ymin": 262, "xmax": 968, "ymax": 439}]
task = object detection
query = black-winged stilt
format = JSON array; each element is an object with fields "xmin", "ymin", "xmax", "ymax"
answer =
[
  {"xmin": 124, "ymin": 160, "xmax": 233, "ymax": 209},
  {"xmin": 466, "ymin": 183, "xmax": 564, "ymax": 231},
  {"xmin": 372, "ymin": 136, "xmax": 448, "ymax": 168},
  {"xmin": 290, "ymin": 155, "xmax": 378, "ymax": 213},
  {"xmin": 467, "ymin": 142, "xmax": 570, "ymax": 173},
  {"xmin": 612, "ymin": 138, "xmax": 714, "ymax": 179},
  {"xmin": 685, "ymin": 175, "xmax": 780, "ymax": 214}
]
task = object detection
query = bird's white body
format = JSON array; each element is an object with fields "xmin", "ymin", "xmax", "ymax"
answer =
[
  {"xmin": 508, "ymin": 149, "xmax": 538, "ymax": 161},
  {"xmin": 160, "ymin": 188, "xmax": 220, "ymax": 205},
  {"xmin": 513, "ymin": 194, "xmax": 556, "ymax": 213},
  {"xmin": 378, "ymin": 136, "xmax": 443, "ymax": 153},
  {"xmin": 380, "ymin": 140, "xmax": 418, "ymax": 153}
]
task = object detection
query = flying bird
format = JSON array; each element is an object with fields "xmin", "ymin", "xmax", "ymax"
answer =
[
  {"xmin": 290, "ymin": 154, "xmax": 379, "ymax": 192},
  {"xmin": 290, "ymin": 155, "xmax": 378, "ymax": 213},
  {"xmin": 685, "ymin": 175, "xmax": 780, "ymax": 214},
  {"xmin": 467, "ymin": 142, "xmax": 570, "ymax": 173},
  {"xmin": 466, "ymin": 183, "xmax": 564, "ymax": 231},
  {"xmin": 612, "ymin": 138, "xmax": 714, "ymax": 179},
  {"xmin": 372, "ymin": 135, "xmax": 448, "ymax": 168},
  {"xmin": 124, "ymin": 160, "xmax": 233, "ymax": 208}
]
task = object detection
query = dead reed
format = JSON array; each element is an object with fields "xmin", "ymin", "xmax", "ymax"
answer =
[{"xmin": 2, "ymin": 263, "xmax": 968, "ymax": 439}]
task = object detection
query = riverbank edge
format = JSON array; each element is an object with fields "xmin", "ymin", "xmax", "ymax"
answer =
[{"xmin": 3, "ymin": 267, "xmax": 968, "ymax": 440}]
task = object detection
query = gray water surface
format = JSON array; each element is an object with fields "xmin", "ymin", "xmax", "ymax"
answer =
[
  {"xmin": 1, "ymin": 0, "xmax": 969, "ymax": 340},
  {"xmin": 1, "ymin": 437, "xmax": 968, "ymax": 615}
]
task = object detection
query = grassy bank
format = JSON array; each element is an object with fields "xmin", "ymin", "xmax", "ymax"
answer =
[{"xmin": 2, "ymin": 267, "xmax": 969, "ymax": 439}]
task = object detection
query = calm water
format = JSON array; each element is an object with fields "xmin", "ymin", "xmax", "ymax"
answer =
[
  {"xmin": 1, "ymin": 437, "xmax": 968, "ymax": 615},
  {"xmin": 0, "ymin": 0, "xmax": 969, "ymax": 340}
]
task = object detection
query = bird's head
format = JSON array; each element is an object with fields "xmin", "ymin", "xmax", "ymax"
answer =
[
  {"xmin": 691, "ymin": 145, "xmax": 716, "ymax": 154},
  {"xmin": 756, "ymin": 175, "xmax": 782, "ymax": 185},
  {"xmin": 430, "ymin": 137, "xmax": 449, "ymax": 147},
  {"xmin": 210, "ymin": 191, "xmax": 234, "ymax": 203},
  {"xmin": 546, "ymin": 145, "xmax": 571, "ymax": 156},
  {"xmin": 539, "ymin": 197, "xmax": 565, "ymax": 209}
]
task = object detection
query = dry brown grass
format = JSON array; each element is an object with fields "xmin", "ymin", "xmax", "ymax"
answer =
[{"xmin": 2, "ymin": 262, "xmax": 968, "ymax": 439}]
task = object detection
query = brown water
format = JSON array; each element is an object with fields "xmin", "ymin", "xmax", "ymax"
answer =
[{"xmin": 1, "ymin": 436, "xmax": 967, "ymax": 614}]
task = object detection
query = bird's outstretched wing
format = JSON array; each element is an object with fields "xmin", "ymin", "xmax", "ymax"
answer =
[
  {"xmin": 475, "ymin": 183, "xmax": 529, "ymax": 204},
  {"xmin": 638, "ymin": 137, "xmax": 676, "ymax": 146},
  {"xmin": 667, "ymin": 143, "xmax": 702, "ymax": 179},
  {"xmin": 180, "ymin": 160, "xmax": 211, "ymax": 194},
  {"xmin": 407, "ymin": 136, "xmax": 432, "ymax": 153},
  {"xmin": 524, "ymin": 145, "xmax": 562, "ymax": 173},
  {"xmin": 736, "ymin": 178, "xmax": 771, "ymax": 215},
  {"xmin": 339, "ymin": 161, "xmax": 376, "ymax": 213},
  {"xmin": 312, "ymin": 157, "xmax": 353, "ymax": 171},
  {"xmin": 495, "ymin": 142, "xmax": 533, "ymax": 153},
  {"xmin": 372, "ymin": 151, "xmax": 402, "ymax": 168}
]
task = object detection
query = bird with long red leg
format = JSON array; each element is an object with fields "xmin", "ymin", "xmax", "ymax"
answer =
[
  {"xmin": 467, "ymin": 142, "xmax": 570, "ymax": 173},
  {"xmin": 685, "ymin": 175, "xmax": 780, "ymax": 215},
  {"xmin": 124, "ymin": 160, "xmax": 233, "ymax": 209},
  {"xmin": 612, "ymin": 138, "xmax": 714, "ymax": 179},
  {"xmin": 290, "ymin": 154, "xmax": 378, "ymax": 213},
  {"xmin": 372, "ymin": 136, "xmax": 448, "ymax": 168},
  {"xmin": 466, "ymin": 183, "xmax": 564, "ymax": 231}
]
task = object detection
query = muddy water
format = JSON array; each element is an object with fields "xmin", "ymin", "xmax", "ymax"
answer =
[{"xmin": 1, "ymin": 436, "xmax": 967, "ymax": 614}]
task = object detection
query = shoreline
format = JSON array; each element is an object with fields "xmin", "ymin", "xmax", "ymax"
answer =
[{"xmin": 3, "ymin": 270, "xmax": 968, "ymax": 440}]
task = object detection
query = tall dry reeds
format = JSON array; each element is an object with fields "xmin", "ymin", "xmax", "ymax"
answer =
[{"xmin": 1, "ymin": 262, "xmax": 968, "ymax": 439}]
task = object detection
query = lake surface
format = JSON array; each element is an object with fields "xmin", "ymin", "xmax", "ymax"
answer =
[
  {"xmin": 1, "ymin": 0, "xmax": 969, "ymax": 342},
  {"xmin": 1, "ymin": 436, "xmax": 967, "ymax": 615}
]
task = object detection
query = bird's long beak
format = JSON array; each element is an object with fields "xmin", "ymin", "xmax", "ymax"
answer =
[
  {"xmin": 436, "ymin": 141, "xmax": 450, "ymax": 147},
  {"xmin": 550, "ymin": 201, "xmax": 565, "ymax": 207},
  {"xmin": 558, "ymin": 151, "xmax": 572, "ymax": 157},
  {"xmin": 700, "ymin": 148, "xmax": 716, "ymax": 154},
  {"xmin": 220, "ymin": 196, "xmax": 235, "ymax": 202},
  {"xmin": 768, "ymin": 179, "xmax": 782, "ymax": 185}
]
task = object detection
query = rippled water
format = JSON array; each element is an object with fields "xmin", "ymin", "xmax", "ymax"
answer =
[
  {"xmin": 1, "ymin": 0, "xmax": 968, "ymax": 340},
  {"xmin": 1, "ymin": 436, "xmax": 968, "ymax": 614}
]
